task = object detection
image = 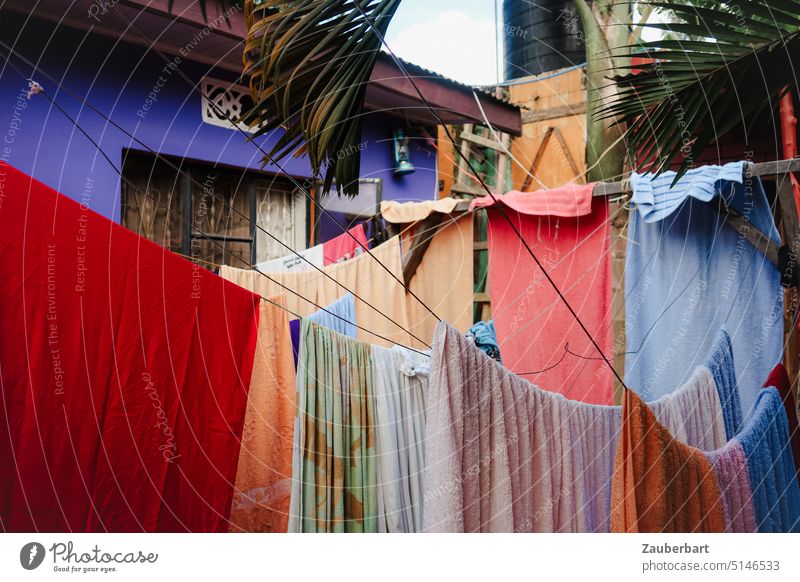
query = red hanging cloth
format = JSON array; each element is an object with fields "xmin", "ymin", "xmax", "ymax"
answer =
[{"xmin": 0, "ymin": 163, "xmax": 260, "ymax": 532}]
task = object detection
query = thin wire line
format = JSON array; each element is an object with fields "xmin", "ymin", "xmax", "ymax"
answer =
[
  {"xmin": 27, "ymin": 78, "xmax": 429, "ymax": 356},
  {"xmin": 0, "ymin": 41, "xmax": 432, "ymax": 350},
  {"xmin": 104, "ymin": 4, "xmax": 442, "ymax": 324},
  {"xmin": 353, "ymin": 2, "xmax": 628, "ymax": 390}
]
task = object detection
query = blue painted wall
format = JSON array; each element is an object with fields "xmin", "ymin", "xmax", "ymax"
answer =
[{"xmin": 0, "ymin": 13, "xmax": 437, "ymax": 235}]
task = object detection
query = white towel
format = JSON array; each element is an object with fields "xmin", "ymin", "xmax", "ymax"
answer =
[{"xmin": 372, "ymin": 345, "xmax": 429, "ymax": 532}]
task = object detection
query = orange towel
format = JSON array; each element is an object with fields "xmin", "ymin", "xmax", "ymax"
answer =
[
  {"xmin": 229, "ymin": 296, "xmax": 297, "ymax": 532},
  {"xmin": 611, "ymin": 390, "xmax": 725, "ymax": 533}
]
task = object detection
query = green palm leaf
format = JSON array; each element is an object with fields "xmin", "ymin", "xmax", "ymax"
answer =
[
  {"xmin": 241, "ymin": 0, "xmax": 401, "ymax": 196},
  {"xmin": 597, "ymin": 0, "xmax": 800, "ymax": 181}
]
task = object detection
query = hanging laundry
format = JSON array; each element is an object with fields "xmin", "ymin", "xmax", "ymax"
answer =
[
  {"xmin": 0, "ymin": 163, "xmax": 259, "ymax": 532},
  {"xmin": 611, "ymin": 390, "xmax": 726, "ymax": 533},
  {"xmin": 380, "ymin": 199, "xmax": 473, "ymax": 347},
  {"xmin": 289, "ymin": 294, "xmax": 357, "ymax": 365},
  {"xmin": 372, "ymin": 345, "xmax": 429, "ymax": 533},
  {"xmin": 470, "ymin": 184, "xmax": 613, "ymax": 405},
  {"xmin": 763, "ymin": 364, "xmax": 800, "ymax": 479},
  {"xmin": 739, "ymin": 387, "xmax": 800, "ymax": 532},
  {"xmin": 381, "ymin": 198, "xmax": 460, "ymax": 222},
  {"xmin": 467, "ymin": 320, "xmax": 501, "ymax": 362},
  {"xmin": 256, "ymin": 243, "xmax": 324, "ymax": 273},
  {"xmin": 706, "ymin": 441, "xmax": 757, "ymax": 532},
  {"xmin": 221, "ymin": 236, "xmax": 410, "ymax": 347},
  {"xmin": 423, "ymin": 323, "xmax": 730, "ymax": 533},
  {"xmin": 322, "ymin": 223, "xmax": 369, "ymax": 265},
  {"xmin": 288, "ymin": 320, "xmax": 378, "ymax": 532},
  {"xmin": 705, "ymin": 328, "xmax": 743, "ymax": 439},
  {"xmin": 229, "ymin": 296, "xmax": 296, "ymax": 533},
  {"xmin": 624, "ymin": 161, "xmax": 783, "ymax": 415}
]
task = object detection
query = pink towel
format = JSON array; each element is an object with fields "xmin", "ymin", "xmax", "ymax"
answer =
[
  {"xmin": 471, "ymin": 185, "xmax": 613, "ymax": 405},
  {"xmin": 706, "ymin": 441, "xmax": 758, "ymax": 532},
  {"xmin": 470, "ymin": 183, "xmax": 594, "ymax": 218},
  {"xmin": 322, "ymin": 224, "xmax": 369, "ymax": 265}
]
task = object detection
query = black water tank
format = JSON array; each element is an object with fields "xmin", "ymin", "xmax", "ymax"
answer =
[{"xmin": 503, "ymin": 0, "xmax": 585, "ymax": 80}]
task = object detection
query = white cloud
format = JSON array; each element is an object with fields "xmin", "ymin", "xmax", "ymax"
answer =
[{"xmin": 385, "ymin": 10, "xmax": 498, "ymax": 86}]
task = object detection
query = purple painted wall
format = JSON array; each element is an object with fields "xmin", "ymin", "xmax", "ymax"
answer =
[{"xmin": 0, "ymin": 13, "xmax": 437, "ymax": 235}]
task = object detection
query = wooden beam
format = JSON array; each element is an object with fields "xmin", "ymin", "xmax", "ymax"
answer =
[
  {"xmin": 473, "ymin": 292, "xmax": 491, "ymax": 303},
  {"xmin": 590, "ymin": 158, "xmax": 800, "ymax": 198},
  {"xmin": 552, "ymin": 127, "xmax": 582, "ymax": 179},
  {"xmin": 460, "ymin": 131, "xmax": 506, "ymax": 152},
  {"xmin": 776, "ymin": 173, "xmax": 800, "ymax": 278},
  {"xmin": 496, "ymin": 133, "xmax": 511, "ymax": 192},
  {"xmin": 521, "ymin": 127, "xmax": 554, "ymax": 191},
  {"xmin": 521, "ymin": 102, "xmax": 587, "ymax": 124},
  {"xmin": 402, "ymin": 213, "xmax": 445, "ymax": 285},
  {"xmin": 451, "ymin": 182, "xmax": 488, "ymax": 196},
  {"xmin": 455, "ymin": 124, "xmax": 473, "ymax": 193},
  {"xmin": 714, "ymin": 198, "xmax": 779, "ymax": 266}
]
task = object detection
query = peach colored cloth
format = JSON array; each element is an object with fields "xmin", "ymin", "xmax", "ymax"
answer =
[
  {"xmin": 611, "ymin": 390, "xmax": 725, "ymax": 533},
  {"xmin": 381, "ymin": 198, "xmax": 459, "ymax": 223},
  {"xmin": 220, "ymin": 236, "xmax": 410, "ymax": 348},
  {"xmin": 381, "ymin": 200, "xmax": 473, "ymax": 347},
  {"xmin": 229, "ymin": 296, "xmax": 297, "ymax": 532},
  {"xmin": 470, "ymin": 183, "xmax": 594, "ymax": 217}
]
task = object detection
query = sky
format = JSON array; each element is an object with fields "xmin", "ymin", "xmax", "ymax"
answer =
[
  {"xmin": 384, "ymin": 0, "xmax": 500, "ymax": 86},
  {"xmin": 382, "ymin": 2, "xmax": 665, "ymax": 87}
]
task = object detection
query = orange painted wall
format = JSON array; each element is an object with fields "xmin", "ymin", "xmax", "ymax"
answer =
[{"xmin": 509, "ymin": 67, "xmax": 587, "ymax": 191}]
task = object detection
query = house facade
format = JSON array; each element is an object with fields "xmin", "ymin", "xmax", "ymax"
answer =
[{"xmin": 0, "ymin": 0, "xmax": 519, "ymax": 268}]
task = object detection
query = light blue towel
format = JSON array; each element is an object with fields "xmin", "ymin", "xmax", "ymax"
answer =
[
  {"xmin": 630, "ymin": 162, "xmax": 746, "ymax": 223},
  {"xmin": 308, "ymin": 293, "xmax": 357, "ymax": 337},
  {"xmin": 289, "ymin": 294, "xmax": 358, "ymax": 366},
  {"xmin": 738, "ymin": 387, "xmax": 800, "ymax": 532},
  {"xmin": 704, "ymin": 327, "xmax": 743, "ymax": 440},
  {"xmin": 624, "ymin": 162, "xmax": 783, "ymax": 415},
  {"xmin": 467, "ymin": 320, "xmax": 501, "ymax": 362}
]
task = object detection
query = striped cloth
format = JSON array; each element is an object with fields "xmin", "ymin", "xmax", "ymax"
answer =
[{"xmin": 630, "ymin": 161, "xmax": 744, "ymax": 223}]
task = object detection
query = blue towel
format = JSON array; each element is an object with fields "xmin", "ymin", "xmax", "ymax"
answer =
[
  {"xmin": 630, "ymin": 162, "xmax": 746, "ymax": 223},
  {"xmin": 308, "ymin": 293, "xmax": 357, "ymax": 337},
  {"xmin": 738, "ymin": 387, "xmax": 800, "ymax": 532},
  {"xmin": 290, "ymin": 294, "xmax": 357, "ymax": 365},
  {"xmin": 467, "ymin": 320, "xmax": 501, "ymax": 362},
  {"xmin": 624, "ymin": 162, "xmax": 783, "ymax": 415},
  {"xmin": 704, "ymin": 327, "xmax": 743, "ymax": 440}
]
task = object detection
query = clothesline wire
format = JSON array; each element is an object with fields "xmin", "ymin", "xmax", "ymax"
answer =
[
  {"xmin": 510, "ymin": 211, "xmax": 633, "ymax": 375},
  {"xmin": 104, "ymin": 5, "xmax": 443, "ymax": 325},
  {"xmin": 353, "ymin": 2, "xmax": 628, "ymax": 391},
  {"xmin": 24, "ymin": 77, "xmax": 429, "ymax": 356},
  {"xmin": 0, "ymin": 42, "xmax": 433, "ymax": 351}
]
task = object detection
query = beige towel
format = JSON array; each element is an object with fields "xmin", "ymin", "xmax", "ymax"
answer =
[
  {"xmin": 380, "ymin": 198, "xmax": 459, "ymax": 223},
  {"xmin": 220, "ymin": 236, "xmax": 410, "ymax": 348},
  {"xmin": 381, "ymin": 200, "xmax": 473, "ymax": 346}
]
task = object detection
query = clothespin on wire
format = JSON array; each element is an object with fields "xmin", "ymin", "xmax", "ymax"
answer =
[{"xmin": 27, "ymin": 80, "xmax": 43, "ymax": 99}]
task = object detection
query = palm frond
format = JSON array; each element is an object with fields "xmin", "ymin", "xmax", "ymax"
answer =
[
  {"xmin": 241, "ymin": 0, "xmax": 401, "ymax": 197},
  {"xmin": 597, "ymin": 0, "xmax": 800, "ymax": 180}
]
